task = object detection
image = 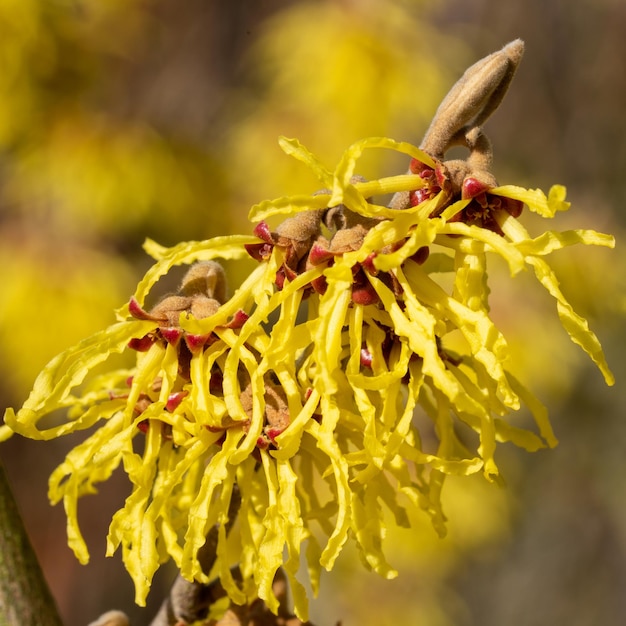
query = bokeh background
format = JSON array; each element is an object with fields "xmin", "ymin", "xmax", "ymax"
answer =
[{"xmin": 1, "ymin": 0, "xmax": 624, "ymax": 624}]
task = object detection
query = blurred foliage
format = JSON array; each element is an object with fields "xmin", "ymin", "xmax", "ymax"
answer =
[{"xmin": 0, "ymin": 0, "xmax": 623, "ymax": 625}]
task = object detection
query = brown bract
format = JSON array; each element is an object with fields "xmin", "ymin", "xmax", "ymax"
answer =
[{"xmin": 240, "ymin": 379, "xmax": 291, "ymax": 449}]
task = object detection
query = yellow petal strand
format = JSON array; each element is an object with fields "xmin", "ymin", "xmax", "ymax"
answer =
[
  {"xmin": 277, "ymin": 136, "xmax": 334, "ymax": 187},
  {"xmin": 63, "ymin": 482, "xmax": 89, "ymax": 565},
  {"xmin": 492, "ymin": 184, "xmax": 570, "ymax": 217},
  {"xmin": 380, "ymin": 360, "xmax": 424, "ymax": 462},
  {"xmin": 334, "ymin": 138, "xmax": 435, "ymax": 205},
  {"xmin": 355, "ymin": 174, "xmax": 425, "ymax": 201},
  {"xmin": 277, "ymin": 460, "xmax": 308, "ymax": 622},
  {"xmin": 182, "ymin": 428, "xmax": 243, "ymax": 581},
  {"xmin": 453, "ymin": 250, "xmax": 489, "ymax": 312},
  {"xmin": 144, "ymin": 437, "xmax": 216, "ymax": 555},
  {"xmin": 438, "ymin": 222, "xmax": 525, "ymax": 275},
  {"xmin": 330, "ymin": 137, "xmax": 434, "ymax": 214},
  {"xmin": 4, "ymin": 320, "xmax": 156, "ymax": 439},
  {"xmin": 368, "ymin": 272, "xmax": 478, "ymax": 417},
  {"xmin": 312, "ymin": 267, "xmax": 352, "ymax": 398},
  {"xmin": 49, "ymin": 411, "xmax": 126, "ymax": 504},
  {"xmin": 372, "ymin": 219, "xmax": 440, "ymax": 272},
  {"xmin": 237, "ymin": 458, "xmax": 266, "ymax": 589},
  {"xmin": 123, "ymin": 342, "xmax": 168, "ymax": 426},
  {"xmin": 346, "ymin": 306, "xmax": 384, "ymax": 468},
  {"xmin": 107, "ymin": 421, "xmax": 163, "ymax": 606},
  {"xmin": 492, "ymin": 419, "xmax": 546, "ymax": 451},
  {"xmin": 400, "ymin": 262, "xmax": 518, "ymax": 409},
  {"xmin": 505, "ymin": 371, "xmax": 558, "ymax": 447},
  {"xmin": 501, "ymin": 215, "xmax": 615, "ymax": 387},
  {"xmin": 256, "ymin": 451, "xmax": 282, "ymax": 615},
  {"xmin": 131, "ymin": 236, "xmax": 258, "ymax": 309},
  {"xmin": 530, "ymin": 256, "xmax": 614, "ymax": 385},
  {"xmin": 305, "ymin": 534, "xmax": 323, "ymax": 598},
  {"xmin": 248, "ymin": 193, "xmax": 329, "ymax": 223},
  {"xmin": 0, "ymin": 425, "xmax": 13, "ymax": 442},
  {"xmin": 189, "ymin": 342, "xmax": 229, "ymax": 428},
  {"xmin": 350, "ymin": 486, "xmax": 398, "ymax": 579},
  {"xmin": 272, "ymin": 387, "xmax": 320, "ymax": 461},
  {"xmin": 55, "ymin": 418, "xmax": 131, "ymax": 564},
  {"xmin": 547, "ymin": 184, "xmax": 571, "ymax": 212},
  {"xmin": 514, "ymin": 229, "xmax": 615, "ymax": 257},
  {"xmin": 305, "ymin": 421, "xmax": 351, "ymax": 571},
  {"xmin": 215, "ymin": 472, "xmax": 247, "ymax": 606}
]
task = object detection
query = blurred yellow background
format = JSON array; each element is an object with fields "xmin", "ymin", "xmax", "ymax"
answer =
[{"xmin": 0, "ymin": 1, "xmax": 624, "ymax": 624}]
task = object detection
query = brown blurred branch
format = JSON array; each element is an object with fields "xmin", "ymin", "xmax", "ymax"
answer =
[
  {"xmin": 205, "ymin": 567, "xmax": 320, "ymax": 626},
  {"xmin": 0, "ymin": 458, "xmax": 64, "ymax": 626},
  {"xmin": 152, "ymin": 566, "xmax": 320, "ymax": 626}
]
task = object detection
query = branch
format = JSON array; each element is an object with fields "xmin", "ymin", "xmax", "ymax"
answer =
[{"xmin": 0, "ymin": 458, "xmax": 64, "ymax": 626}]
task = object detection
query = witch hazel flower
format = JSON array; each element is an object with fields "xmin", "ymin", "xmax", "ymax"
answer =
[{"xmin": 1, "ymin": 40, "xmax": 615, "ymax": 622}]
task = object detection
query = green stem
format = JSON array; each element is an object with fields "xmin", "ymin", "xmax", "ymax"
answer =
[{"xmin": 0, "ymin": 459, "xmax": 64, "ymax": 626}]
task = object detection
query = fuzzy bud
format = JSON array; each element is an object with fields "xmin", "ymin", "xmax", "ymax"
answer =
[{"xmin": 179, "ymin": 261, "xmax": 227, "ymax": 303}]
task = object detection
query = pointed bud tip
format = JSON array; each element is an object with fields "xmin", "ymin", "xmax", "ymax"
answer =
[{"xmin": 503, "ymin": 39, "xmax": 525, "ymax": 64}]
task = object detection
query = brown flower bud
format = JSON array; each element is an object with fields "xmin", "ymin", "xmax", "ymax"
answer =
[
  {"xmin": 179, "ymin": 260, "xmax": 227, "ymax": 303},
  {"xmin": 240, "ymin": 379, "xmax": 291, "ymax": 436},
  {"xmin": 149, "ymin": 295, "xmax": 193, "ymax": 326},
  {"xmin": 421, "ymin": 39, "xmax": 524, "ymax": 159},
  {"xmin": 189, "ymin": 295, "xmax": 221, "ymax": 320}
]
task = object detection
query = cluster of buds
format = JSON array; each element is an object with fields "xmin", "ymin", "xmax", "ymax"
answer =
[
  {"xmin": 245, "ymin": 40, "xmax": 527, "ymax": 305},
  {"xmin": 405, "ymin": 154, "xmax": 524, "ymax": 234},
  {"xmin": 246, "ymin": 204, "xmax": 395, "ymax": 306},
  {"xmin": 125, "ymin": 261, "xmax": 295, "ymax": 453}
]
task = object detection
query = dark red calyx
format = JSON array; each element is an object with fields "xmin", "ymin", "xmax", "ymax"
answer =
[
  {"xmin": 227, "ymin": 309, "xmax": 249, "ymax": 329},
  {"xmin": 129, "ymin": 297, "xmax": 156, "ymax": 321},
  {"xmin": 462, "ymin": 177, "xmax": 491, "ymax": 200},
  {"xmin": 166, "ymin": 391, "xmax": 188, "ymax": 412},
  {"xmin": 184, "ymin": 333, "xmax": 213, "ymax": 352},
  {"xmin": 360, "ymin": 347, "xmax": 373, "ymax": 368},
  {"xmin": 435, "ymin": 166, "xmax": 448, "ymax": 188},
  {"xmin": 308, "ymin": 242, "xmax": 335, "ymax": 265},
  {"xmin": 361, "ymin": 253, "xmax": 378, "ymax": 275},
  {"xmin": 209, "ymin": 370, "xmax": 223, "ymax": 394},
  {"xmin": 503, "ymin": 197, "xmax": 524, "ymax": 218},
  {"xmin": 266, "ymin": 427, "xmax": 285, "ymax": 443},
  {"xmin": 351, "ymin": 282, "xmax": 379, "ymax": 305},
  {"xmin": 274, "ymin": 268, "xmax": 286, "ymax": 290},
  {"xmin": 256, "ymin": 436, "xmax": 270, "ymax": 450},
  {"xmin": 253, "ymin": 221, "xmax": 274, "ymax": 243},
  {"xmin": 411, "ymin": 246, "xmax": 430, "ymax": 265},
  {"xmin": 350, "ymin": 266, "xmax": 379, "ymax": 304},
  {"xmin": 409, "ymin": 188, "xmax": 431, "ymax": 207},
  {"xmin": 409, "ymin": 158, "xmax": 430, "ymax": 174},
  {"xmin": 310, "ymin": 274, "xmax": 328, "ymax": 295},
  {"xmin": 128, "ymin": 335, "xmax": 155, "ymax": 352},
  {"xmin": 245, "ymin": 242, "xmax": 273, "ymax": 262},
  {"xmin": 160, "ymin": 327, "xmax": 182, "ymax": 345}
]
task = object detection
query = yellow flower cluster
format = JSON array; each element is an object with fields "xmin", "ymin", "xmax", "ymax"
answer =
[{"xmin": 2, "ymin": 135, "xmax": 614, "ymax": 621}]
